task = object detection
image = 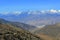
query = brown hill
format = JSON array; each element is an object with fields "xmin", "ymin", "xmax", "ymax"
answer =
[
  {"xmin": 0, "ymin": 19, "xmax": 41, "ymax": 40},
  {"xmin": 34, "ymin": 23, "xmax": 60, "ymax": 40}
]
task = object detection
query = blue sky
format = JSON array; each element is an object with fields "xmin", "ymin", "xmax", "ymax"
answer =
[{"xmin": 0, "ymin": 0, "xmax": 60, "ymax": 12}]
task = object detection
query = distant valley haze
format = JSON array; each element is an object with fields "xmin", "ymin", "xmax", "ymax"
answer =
[{"xmin": 0, "ymin": 9, "xmax": 60, "ymax": 28}]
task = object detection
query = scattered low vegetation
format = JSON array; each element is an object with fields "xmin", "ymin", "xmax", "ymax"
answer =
[{"xmin": 0, "ymin": 22, "xmax": 41, "ymax": 40}]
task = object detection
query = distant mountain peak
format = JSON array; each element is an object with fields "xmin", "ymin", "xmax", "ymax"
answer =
[{"xmin": 0, "ymin": 10, "xmax": 60, "ymax": 15}]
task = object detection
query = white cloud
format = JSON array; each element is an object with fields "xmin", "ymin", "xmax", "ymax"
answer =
[
  {"xmin": 41, "ymin": 10, "xmax": 45, "ymax": 13},
  {"xmin": 28, "ymin": 10, "xmax": 41, "ymax": 14},
  {"xmin": 0, "ymin": 12, "xmax": 9, "ymax": 15},
  {"xmin": 58, "ymin": 10, "xmax": 60, "ymax": 12},
  {"xmin": 49, "ymin": 9, "xmax": 58, "ymax": 13},
  {"xmin": 40, "ymin": 9, "xmax": 60, "ymax": 14},
  {"xmin": 12, "ymin": 11, "xmax": 22, "ymax": 15},
  {"xmin": 0, "ymin": 11, "xmax": 22, "ymax": 15}
]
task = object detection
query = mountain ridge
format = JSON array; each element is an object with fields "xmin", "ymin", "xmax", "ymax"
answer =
[
  {"xmin": 0, "ymin": 18, "xmax": 36, "ymax": 31},
  {"xmin": 0, "ymin": 11, "xmax": 60, "ymax": 27}
]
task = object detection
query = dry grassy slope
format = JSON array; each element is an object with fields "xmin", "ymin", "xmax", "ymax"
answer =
[
  {"xmin": 36, "ymin": 33, "xmax": 58, "ymax": 40},
  {"xmin": 34, "ymin": 23, "xmax": 60, "ymax": 40},
  {"xmin": 0, "ymin": 23, "xmax": 41, "ymax": 40}
]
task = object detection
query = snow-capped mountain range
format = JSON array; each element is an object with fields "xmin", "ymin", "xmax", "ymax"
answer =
[
  {"xmin": 0, "ymin": 9, "xmax": 60, "ymax": 27},
  {"xmin": 0, "ymin": 9, "xmax": 60, "ymax": 15}
]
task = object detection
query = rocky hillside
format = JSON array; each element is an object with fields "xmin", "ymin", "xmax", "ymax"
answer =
[{"xmin": 0, "ymin": 19, "xmax": 41, "ymax": 40}]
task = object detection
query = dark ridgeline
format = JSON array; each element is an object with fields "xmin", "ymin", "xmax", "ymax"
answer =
[{"xmin": 0, "ymin": 18, "xmax": 37, "ymax": 31}]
